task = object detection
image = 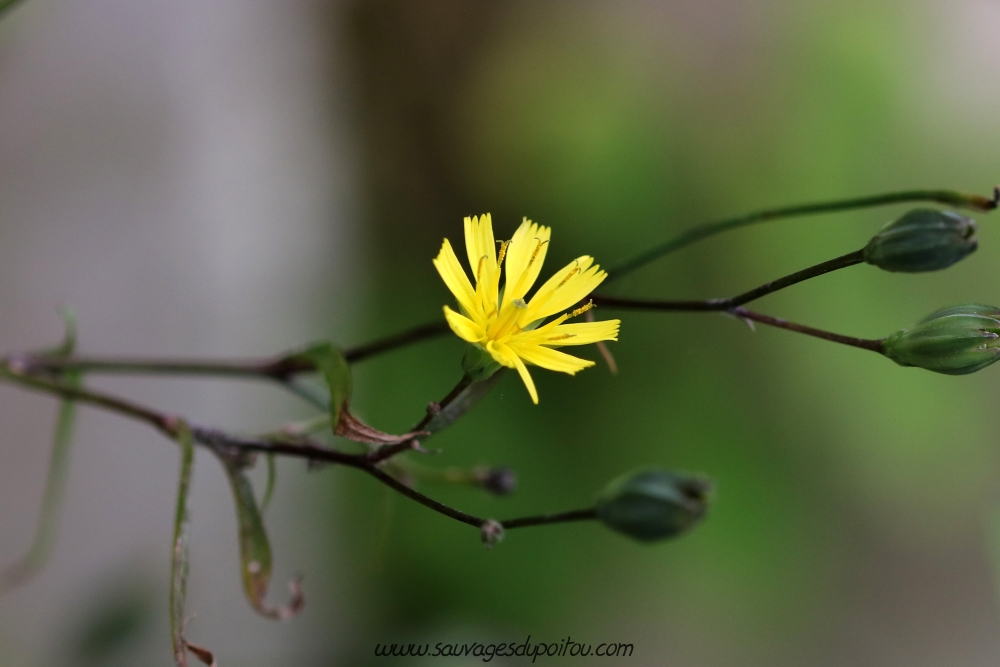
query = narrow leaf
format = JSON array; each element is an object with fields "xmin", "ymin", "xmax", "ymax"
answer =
[
  {"xmin": 0, "ymin": 312, "xmax": 81, "ymax": 592},
  {"xmin": 220, "ymin": 457, "xmax": 303, "ymax": 620},
  {"xmin": 290, "ymin": 342, "xmax": 425, "ymax": 445},
  {"xmin": 170, "ymin": 422, "xmax": 195, "ymax": 667},
  {"xmin": 423, "ymin": 371, "xmax": 504, "ymax": 434},
  {"xmin": 285, "ymin": 342, "xmax": 351, "ymax": 425},
  {"xmin": 333, "ymin": 407, "xmax": 427, "ymax": 445},
  {"xmin": 260, "ymin": 453, "xmax": 276, "ymax": 514},
  {"xmin": 183, "ymin": 640, "xmax": 217, "ymax": 667}
]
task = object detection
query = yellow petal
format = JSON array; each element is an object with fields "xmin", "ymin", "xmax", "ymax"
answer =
[
  {"xmin": 433, "ymin": 239, "xmax": 481, "ymax": 319},
  {"xmin": 443, "ymin": 306, "xmax": 484, "ymax": 344},
  {"xmin": 511, "ymin": 354, "xmax": 539, "ymax": 404},
  {"xmin": 510, "ymin": 344, "xmax": 595, "ymax": 375},
  {"xmin": 520, "ymin": 319, "xmax": 620, "ymax": 346},
  {"xmin": 503, "ymin": 219, "xmax": 550, "ymax": 308},
  {"xmin": 522, "ymin": 256, "xmax": 592, "ymax": 321},
  {"xmin": 525, "ymin": 259, "xmax": 606, "ymax": 321},
  {"xmin": 463, "ymin": 214, "xmax": 496, "ymax": 284}
]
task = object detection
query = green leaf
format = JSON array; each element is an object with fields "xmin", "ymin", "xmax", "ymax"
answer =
[
  {"xmin": 260, "ymin": 453, "xmax": 276, "ymax": 514},
  {"xmin": 422, "ymin": 371, "xmax": 504, "ymax": 435},
  {"xmin": 169, "ymin": 422, "xmax": 194, "ymax": 667},
  {"xmin": 285, "ymin": 342, "xmax": 351, "ymax": 427},
  {"xmin": 0, "ymin": 312, "xmax": 80, "ymax": 591},
  {"xmin": 220, "ymin": 457, "xmax": 303, "ymax": 620}
]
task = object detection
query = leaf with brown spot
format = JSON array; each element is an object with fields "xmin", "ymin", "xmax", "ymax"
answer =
[{"xmin": 221, "ymin": 457, "xmax": 304, "ymax": 620}]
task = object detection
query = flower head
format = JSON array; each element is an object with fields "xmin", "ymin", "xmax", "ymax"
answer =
[{"xmin": 433, "ymin": 214, "xmax": 620, "ymax": 403}]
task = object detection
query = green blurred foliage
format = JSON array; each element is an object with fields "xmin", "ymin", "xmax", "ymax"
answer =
[{"xmin": 334, "ymin": 0, "xmax": 1000, "ymax": 664}]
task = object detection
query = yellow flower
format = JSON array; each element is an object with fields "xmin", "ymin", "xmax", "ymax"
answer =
[{"xmin": 433, "ymin": 213, "xmax": 620, "ymax": 403}]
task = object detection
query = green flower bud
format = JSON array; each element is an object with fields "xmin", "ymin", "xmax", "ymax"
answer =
[
  {"xmin": 596, "ymin": 469, "xmax": 711, "ymax": 542},
  {"xmin": 461, "ymin": 344, "xmax": 501, "ymax": 381},
  {"xmin": 883, "ymin": 304, "xmax": 1000, "ymax": 375},
  {"xmin": 863, "ymin": 209, "xmax": 977, "ymax": 273}
]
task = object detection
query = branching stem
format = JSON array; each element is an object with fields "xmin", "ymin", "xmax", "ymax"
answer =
[
  {"xmin": 0, "ymin": 364, "xmax": 590, "ymax": 533},
  {"xmin": 728, "ymin": 307, "xmax": 885, "ymax": 352}
]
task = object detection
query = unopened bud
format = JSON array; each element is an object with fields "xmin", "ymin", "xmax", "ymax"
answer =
[
  {"xmin": 595, "ymin": 469, "xmax": 711, "ymax": 542},
  {"xmin": 863, "ymin": 209, "xmax": 977, "ymax": 273},
  {"xmin": 480, "ymin": 519, "xmax": 504, "ymax": 549},
  {"xmin": 883, "ymin": 303, "xmax": 1000, "ymax": 375},
  {"xmin": 475, "ymin": 466, "xmax": 517, "ymax": 496}
]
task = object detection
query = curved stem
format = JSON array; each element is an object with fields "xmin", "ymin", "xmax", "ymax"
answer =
[
  {"xmin": 730, "ymin": 307, "xmax": 885, "ymax": 352},
  {"xmin": 605, "ymin": 187, "xmax": 998, "ymax": 283},
  {"xmin": 0, "ymin": 363, "xmax": 594, "ymax": 537},
  {"xmin": 594, "ymin": 249, "xmax": 865, "ymax": 312}
]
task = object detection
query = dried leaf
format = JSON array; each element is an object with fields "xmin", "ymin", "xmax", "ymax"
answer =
[
  {"xmin": 170, "ymin": 422, "xmax": 194, "ymax": 667},
  {"xmin": 221, "ymin": 458, "xmax": 304, "ymax": 620},
  {"xmin": 333, "ymin": 407, "xmax": 427, "ymax": 445},
  {"xmin": 285, "ymin": 342, "xmax": 422, "ymax": 446},
  {"xmin": 183, "ymin": 640, "xmax": 217, "ymax": 667}
]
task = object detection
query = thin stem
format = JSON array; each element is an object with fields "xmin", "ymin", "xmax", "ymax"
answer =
[
  {"xmin": 0, "ymin": 362, "xmax": 591, "ymax": 537},
  {"xmin": 344, "ymin": 321, "xmax": 450, "ymax": 363},
  {"xmin": 364, "ymin": 466, "xmax": 483, "ymax": 527},
  {"xmin": 605, "ymin": 187, "xmax": 999, "ymax": 283},
  {"xmin": 731, "ymin": 307, "xmax": 885, "ymax": 352},
  {"xmin": 364, "ymin": 374, "xmax": 476, "ymax": 465},
  {"xmin": 7, "ymin": 320, "xmax": 452, "ymax": 381},
  {"xmin": 412, "ymin": 374, "xmax": 473, "ymax": 432},
  {"xmin": 593, "ymin": 249, "xmax": 865, "ymax": 312},
  {"xmin": 501, "ymin": 508, "xmax": 598, "ymax": 530}
]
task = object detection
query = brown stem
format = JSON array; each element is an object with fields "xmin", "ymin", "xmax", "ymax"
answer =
[
  {"xmin": 730, "ymin": 307, "xmax": 885, "ymax": 352},
  {"xmin": 0, "ymin": 364, "xmax": 587, "ymax": 535},
  {"xmin": 7, "ymin": 320, "xmax": 452, "ymax": 380}
]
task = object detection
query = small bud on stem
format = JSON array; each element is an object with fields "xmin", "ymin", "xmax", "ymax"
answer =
[
  {"xmin": 863, "ymin": 209, "xmax": 978, "ymax": 273},
  {"xmin": 595, "ymin": 469, "xmax": 711, "ymax": 542},
  {"xmin": 883, "ymin": 304, "xmax": 1000, "ymax": 374}
]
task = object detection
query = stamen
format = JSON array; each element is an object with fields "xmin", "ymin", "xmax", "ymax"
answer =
[
  {"xmin": 497, "ymin": 240, "xmax": 510, "ymax": 267},
  {"xmin": 557, "ymin": 262, "xmax": 581, "ymax": 288},
  {"xmin": 567, "ymin": 301, "xmax": 595, "ymax": 319},
  {"xmin": 476, "ymin": 255, "xmax": 488, "ymax": 284},
  {"xmin": 528, "ymin": 238, "xmax": 549, "ymax": 265},
  {"xmin": 509, "ymin": 238, "xmax": 551, "ymax": 301},
  {"xmin": 513, "ymin": 298, "xmax": 527, "ymax": 309}
]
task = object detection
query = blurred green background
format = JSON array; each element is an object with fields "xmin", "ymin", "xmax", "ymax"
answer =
[
  {"xmin": 341, "ymin": 1, "xmax": 1000, "ymax": 664},
  {"xmin": 1, "ymin": 0, "xmax": 1000, "ymax": 665}
]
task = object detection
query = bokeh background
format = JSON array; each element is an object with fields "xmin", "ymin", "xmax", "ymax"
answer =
[{"xmin": 0, "ymin": 0, "xmax": 999, "ymax": 664}]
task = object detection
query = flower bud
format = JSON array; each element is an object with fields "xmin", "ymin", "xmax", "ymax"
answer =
[
  {"xmin": 474, "ymin": 466, "xmax": 517, "ymax": 496},
  {"xmin": 863, "ymin": 209, "xmax": 977, "ymax": 273},
  {"xmin": 480, "ymin": 519, "xmax": 504, "ymax": 549},
  {"xmin": 882, "ymin": 303, "xmax": 1000, "ymax": 375},
  {"xmin": 595, "ymin": 469, "xmax": 711, "ymax": 542}
]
